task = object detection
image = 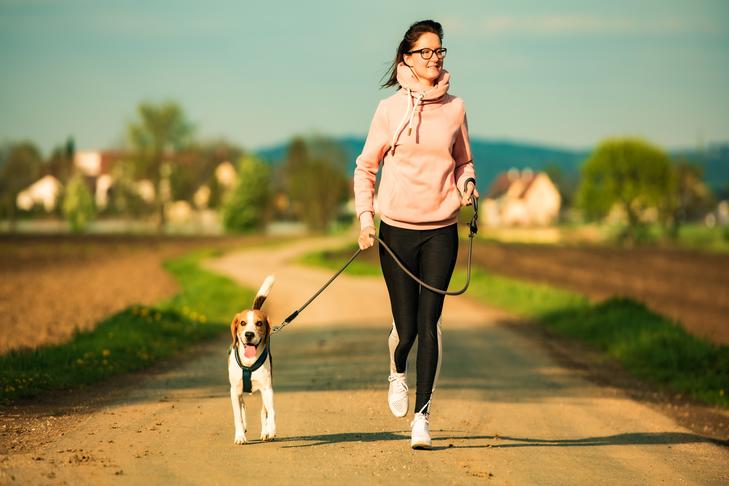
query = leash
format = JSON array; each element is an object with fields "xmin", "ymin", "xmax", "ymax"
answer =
[{"xmin": 272, "ymin": 186, "xmax": 479, "ymax": 335}]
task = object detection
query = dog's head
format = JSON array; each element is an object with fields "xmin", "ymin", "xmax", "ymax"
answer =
[
  {"xmin": 230, "ymin": 309, "xmax": 271, "ymax": 358},
  {"xmin": 230, "ymin": 275, "xmax": 274, "ymax": 359}
]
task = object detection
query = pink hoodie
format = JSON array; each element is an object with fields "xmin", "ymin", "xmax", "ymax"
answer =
[{"xmin": 353, "ymin": 62, "xmax": 476, "ymax": 230}]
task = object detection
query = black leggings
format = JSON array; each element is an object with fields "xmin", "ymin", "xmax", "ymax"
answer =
[{"xmin": 378, "ymin": 220, "xmax": 458, "ymax": 413}]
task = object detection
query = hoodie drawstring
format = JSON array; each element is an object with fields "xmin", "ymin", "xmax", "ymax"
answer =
[
  {"xmin": 390, "ymin": 88, "xmax": 412, "ymax": 154},
  {"xmin": 407, "ymin": 93, "xmax": 424, "ymax": 136},
  {"xmin": 390, "ymin": 89, "xmax": 425, "ymax": 155}
]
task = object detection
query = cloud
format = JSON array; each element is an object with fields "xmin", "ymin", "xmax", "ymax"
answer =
[{"xmin": 447, "ymin": 14, "xmax": 724, "ymax": 38}]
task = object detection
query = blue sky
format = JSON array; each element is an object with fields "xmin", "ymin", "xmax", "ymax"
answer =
[{"xmin": 1, "ymin": 0, "xmax": 728, "ymax": 156}]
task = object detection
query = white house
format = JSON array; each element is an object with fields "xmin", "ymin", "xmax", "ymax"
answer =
[
  {"xmin": 482, "ymin": 168, "xmax": 562, "ymax": 227},
  {"xmin": 16, "ymin": 175, "xmax": 62, "ymax": 212}
]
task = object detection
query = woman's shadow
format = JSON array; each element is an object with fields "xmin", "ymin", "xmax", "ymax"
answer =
[{"xmin": 266, "ymin": 430, "xmax": 728, "ymax": 451}]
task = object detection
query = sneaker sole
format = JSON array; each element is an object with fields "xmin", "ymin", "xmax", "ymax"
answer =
[{"xmin": 411, "ymin": 441, "xmax": 432, "ymax": 450}]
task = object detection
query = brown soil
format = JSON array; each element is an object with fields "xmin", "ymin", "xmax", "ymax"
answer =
[
  {"xmin": 461, "ymin": 240, "xmax": 729, "ymax": 346},
  {"xmin": 0, "ymin": 234, "xmax": 265, "ymax": 354}
]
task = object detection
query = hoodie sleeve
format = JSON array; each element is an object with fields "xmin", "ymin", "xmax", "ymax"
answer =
[
  {"xmin": 452, "ymin": 104, "xmax": 476, "ymax": 194},
  {"xmin": 353, "ymin": 100, "xmax": 390, "ymax": 229}
]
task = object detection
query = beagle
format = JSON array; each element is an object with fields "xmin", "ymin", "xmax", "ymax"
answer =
[{"xmin": 228, "ymin": 275, "xmax": 275, "ymax": 445}]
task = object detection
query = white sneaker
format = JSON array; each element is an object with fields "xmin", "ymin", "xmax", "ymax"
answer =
[
  {"xmin": 387, "ymin": 372, "xmax": 408, "ymax": 417},
  {"xmin": 410, "ymin": 412, "xmax": 432, "ymax": 449}
]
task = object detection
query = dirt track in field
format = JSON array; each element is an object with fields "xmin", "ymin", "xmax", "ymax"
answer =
[
  {"xmin": 2, "ymin": 232, "xmax": 727, "ymax": 485},
  {"xmin": 0, "ymin": 235, "xmax": 259, "ymax": 354},
  {"xmin": 467, "ymin": 241, "xmax": 729, "ymax": 345}
]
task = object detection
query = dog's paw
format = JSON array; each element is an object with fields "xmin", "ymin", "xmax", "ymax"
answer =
[
  {"xmin": 234, "ymin": 433, "xmax": 247, "ymax": 445},
  {"xmin": 261, "ymin": 422, "xmax": 276, "ymax": 442}
]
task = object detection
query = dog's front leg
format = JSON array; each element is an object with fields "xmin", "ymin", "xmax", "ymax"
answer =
[
  {"xmin": 260, "ymin": 387, "xmax": 276, "ymax": 441},
  {"xmin": 230, "ymin": 385, "xmax": 247, "ymax": 444}
]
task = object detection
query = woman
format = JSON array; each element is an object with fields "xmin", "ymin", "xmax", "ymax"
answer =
[{"xmin": 353, "ymin": 19, "xmax": 478, "ymax": 449}]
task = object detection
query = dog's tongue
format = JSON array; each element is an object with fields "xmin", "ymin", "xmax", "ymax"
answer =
[{"xmin": 243, "ymin": 344, "xmax": 257, "ymax": 358}]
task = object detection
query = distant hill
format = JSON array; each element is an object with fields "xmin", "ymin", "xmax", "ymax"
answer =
[{"xmin": 256, "ymin": 137, "xmax": 729, "ymax": 196}]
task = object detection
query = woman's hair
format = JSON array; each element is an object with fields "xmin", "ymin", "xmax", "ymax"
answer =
[{"xmin": 381, "ymin": 20, "xmax": 444, "ymax": 89}]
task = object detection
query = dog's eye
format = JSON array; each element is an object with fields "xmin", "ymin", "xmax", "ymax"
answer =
[{"xmin": 255, "ymin": 321, "xmax": 263, "ymax": 327}]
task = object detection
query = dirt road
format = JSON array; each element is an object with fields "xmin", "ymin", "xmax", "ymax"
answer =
[{"xmin": 2, "ymin": 233, "xmax": 728, "ymax": 484}]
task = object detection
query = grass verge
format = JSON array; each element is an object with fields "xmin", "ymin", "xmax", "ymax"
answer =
[
  {"xmin": 299, "ymin": 244, "xmax": 729, "ymax": 408},
  {"xmin": 0, "ymin": 248, "xmax": 253, "ymax": 402},
  {"xmin": 296, "ymin": 243, "xmax": 381, "ymax": 277}
]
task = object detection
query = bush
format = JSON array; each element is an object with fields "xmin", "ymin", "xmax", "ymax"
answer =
[
  {"xmin": 62, "ymin": 173, "xmax": 95, "ymax": 233},
  {"xmin": 221, "ymin": 155, "xmax": 271, "ymax": 233}
]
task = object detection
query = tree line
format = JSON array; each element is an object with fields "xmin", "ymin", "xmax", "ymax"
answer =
[
  {"xmin": 0, "ymin": 101, "xmax": 350, "ymax": 234},
  {"xmin": 0, "ymin": 101, "xmax": 723, "ymax": 240}
]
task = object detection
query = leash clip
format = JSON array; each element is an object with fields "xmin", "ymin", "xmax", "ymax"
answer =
[{"xmin": 468, "ymin": 195, "xmax": 479, "ymax": 237}]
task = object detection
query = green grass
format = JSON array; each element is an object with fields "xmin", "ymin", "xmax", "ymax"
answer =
[
  {"xmin": 454, "ymin": 267, "xmax": 590, "ymax": 319},
  {"xmin": 674, "ymin": 223, "xmax": 729, "ymax": 253},
  {"xmin": 541, "ymin": 296, "xmax": 729, "ymax": 406},
  {"xmin": 0, "ymin": 248, "xmax": 253, "ymax": 402},
  {"xmin": 300, "ymin": 244, "xmax": 729, "ymax": 408},
  {"xmin": 297, "ymin": 243, "xmax": 382, "ymax": 277}
]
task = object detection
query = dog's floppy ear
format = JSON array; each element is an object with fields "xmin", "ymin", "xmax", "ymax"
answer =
[
  {"xmin": 253, "ymin": 275, "xmax": 275, "ymax": 310},
  {"xmin": 230, "ymin": 315, "xmax": 240, "ymax": 346}
]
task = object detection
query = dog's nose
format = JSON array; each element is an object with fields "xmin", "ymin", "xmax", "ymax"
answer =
[{"xmin": 244, "ymin": 331, "xmax": 255, "ymax": 340}]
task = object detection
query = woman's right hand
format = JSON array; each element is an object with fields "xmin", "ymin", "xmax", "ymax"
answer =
[{"xmin": 358, "ymin": 226, "xmax": 376, "ymax": 250}]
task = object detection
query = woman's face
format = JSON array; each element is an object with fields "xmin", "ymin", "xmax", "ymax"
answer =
[{"xmin": 403, "ymin": 32, "xmax": 443, "ymax": 85}]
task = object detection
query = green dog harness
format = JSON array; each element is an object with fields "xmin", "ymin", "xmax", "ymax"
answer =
[{"xmin": 230, "ymin": 343, "xmax": 271, "ymax": 393}]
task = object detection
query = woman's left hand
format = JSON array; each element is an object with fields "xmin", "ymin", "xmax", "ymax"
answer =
[{"xmin": 460, "ymin": 182, "xmax": 479, "ymax": 207}]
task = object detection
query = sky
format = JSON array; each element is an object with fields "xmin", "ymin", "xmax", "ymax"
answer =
[{"xmin": 1, "ymin": 0, "xmax": 728, "ymax": 156}]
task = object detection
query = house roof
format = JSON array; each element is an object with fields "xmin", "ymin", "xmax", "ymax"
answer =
[
  {"xmin": 487, "ymin": 172, "xmax": 513, "ymax": 198},
  {"xmin": 487, "ymin": 169, "xmax": 539, "ymax": 199}
]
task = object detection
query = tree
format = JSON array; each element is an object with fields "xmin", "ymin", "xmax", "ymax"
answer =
[
  {"xmin": 47, "ymin": 137, "xmax": 75, "ymax": 185},
  {"xmin": 659, "ymin": 158, "xmax": 714, "ymax": 239},
  {"xmin": 168, "ymin": 139, "xmax": 244, "ymax": 204},
  {"xmin": 0, "ymin": 141, "xmax": 44, "ymax": 230},
  {"xmin": 62, "ymin": 173, "xmax": 95, "ymax": 233},
  {"xmin": 282, "ymin": 136, "xmax": 350, "ymax": 231},
  {"xmin": 221, "ymin": 155, "xmax": 271, "ymax": 233},
  {"xmin": 127, "ymin": 101, "xmax": 194, "ymax": 232},
  {"xmin": 576, "ymin": 137, "xmax": 672, "ymax": 243},
  {"xmin": 544, "ymin": 162, "xmax": 578, "ymax": 211},
  {"xmin": 107, "ymin": 159, "xmax": 155, "ymax": 217}
]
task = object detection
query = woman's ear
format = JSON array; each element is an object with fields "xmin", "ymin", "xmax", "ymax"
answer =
[{"xmin": 230, "ymin": 315, "xmax": 239, "ymax": 346}]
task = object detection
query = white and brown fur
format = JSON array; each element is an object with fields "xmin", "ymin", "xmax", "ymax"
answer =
[{"xmin": 228, "ymin": 275, "xmax": 275, "ymax": 444}]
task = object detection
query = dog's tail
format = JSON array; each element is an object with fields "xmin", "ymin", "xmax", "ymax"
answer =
[{"xmin": 253, "ymin": 275, "xmax": 275, "ymax": 310}]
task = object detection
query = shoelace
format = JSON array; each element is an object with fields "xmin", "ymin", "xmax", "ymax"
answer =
[
  {"xmin": 388, "ymin": 374, "xmax": 408, "ymax": 391},
  {"xmin": 411, "ymin": 412, "xmax": 430, "ymax": 428}
]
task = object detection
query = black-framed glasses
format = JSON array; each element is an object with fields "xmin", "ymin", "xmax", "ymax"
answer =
[{"xmin": 406, "ymin": 47, "xmax": 447, "ymax": 60}]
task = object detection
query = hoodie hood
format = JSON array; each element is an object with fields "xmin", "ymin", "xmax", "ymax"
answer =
[
  {"xmin": 390, "ymin": 62, "xmax": 451, "ymax": 153},
  {"xmin": 395, "ymin": 62, "xmax": 450, "ymax": 101}
]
